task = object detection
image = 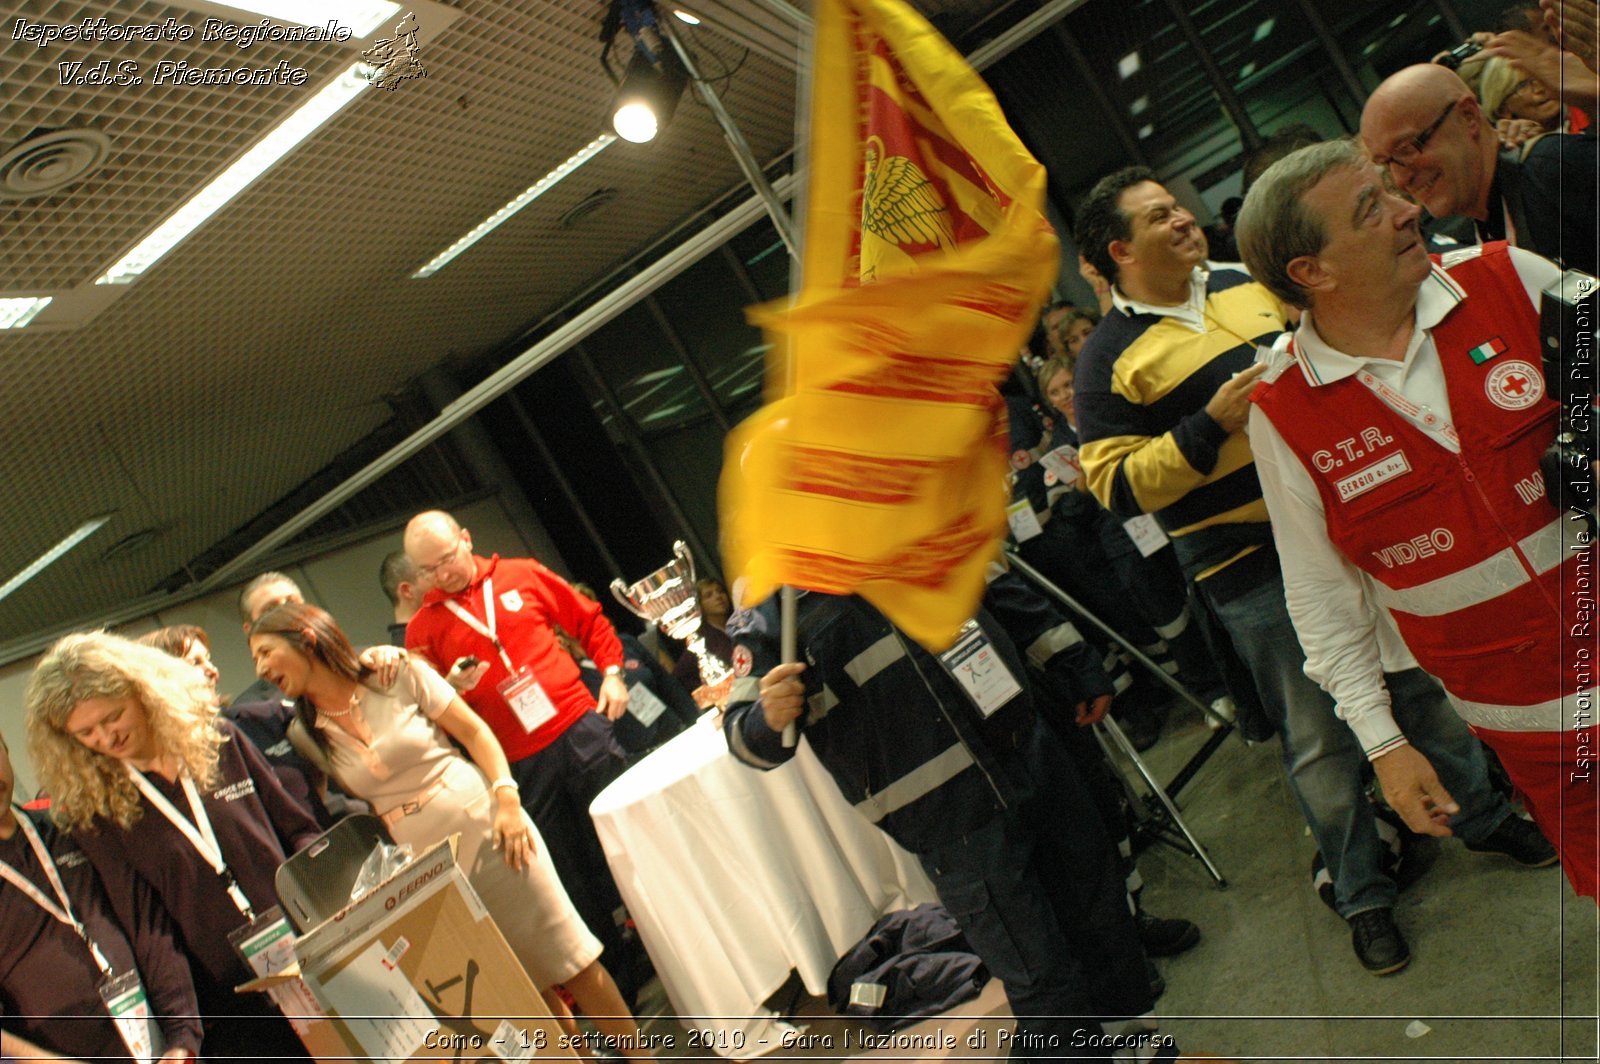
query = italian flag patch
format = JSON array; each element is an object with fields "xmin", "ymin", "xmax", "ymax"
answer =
[{"xmin": 1468, "ymin": 337, "xmax": 1507, "ymax": 364}]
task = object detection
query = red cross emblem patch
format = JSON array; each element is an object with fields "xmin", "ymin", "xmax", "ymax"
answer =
[{"xmin": 1484, "ymin": 360, "xmax": 1543, "ymax": 411}]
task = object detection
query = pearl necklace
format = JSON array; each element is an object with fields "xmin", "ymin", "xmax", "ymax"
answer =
[{"xmin": 319, "ymin": 688, "xmax": 362, "ymax": 719}]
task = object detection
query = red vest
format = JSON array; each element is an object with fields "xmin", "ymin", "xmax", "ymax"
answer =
[{"xmin": 1253, "ymin": 244, "xmax": 1588, "ymax": 728}]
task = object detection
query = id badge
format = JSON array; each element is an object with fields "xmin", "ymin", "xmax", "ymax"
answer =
[
  {"xmin": 1005, "ymin": 499, "xmax": 1044, "ymax": 542},
  {"xmin": 228, "ymin": 906, "xmax": 324, "ymax": 1034},
  {"xmin": 100, "ymin": 970, "xmax": 164, "ymax": 1063},
  {"xmin": 1122, "ymin": 513, "xmax": 1170, "ymax": 557},
  {"xmin": 499, "ymin": 667, "xmax": 557, "ymax": 732},
  {"xmin": 937, "ymin": 621, "xmax": 1023, "ymax": 717},
  {"xmin": 229, "ymin": 905, "xmax": 296, "ymax": 978},
  {"xmin": 627, "ymin": 682, "xmax": 668, "ymax": 727}
]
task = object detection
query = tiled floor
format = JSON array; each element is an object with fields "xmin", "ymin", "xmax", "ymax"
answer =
[{"xmin": 625, "ymin": 702, "xmax": 1598, "ymax": 1063}]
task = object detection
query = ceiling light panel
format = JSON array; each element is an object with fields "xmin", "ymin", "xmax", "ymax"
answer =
[
  {"xmin": 0, "ymin": 298, "xmax": 53, "ymax": 328},
  {"xmin": 201, "ymin": 0, "xmax": 401, "ymax": 35},
  {"xmin": 412, "ymin": 134, "xmax": 617, "ymax": 278},
  {"xmin": 0, "ymin": 515, "xmax": 112, "ymax": 606},
  {"xmin": 95, "ymin": 62, "xmax": 373, "ymax": 284},
  {"xmin": 0, "ymin": 0, "xmax": 359, "ymax": 291}
]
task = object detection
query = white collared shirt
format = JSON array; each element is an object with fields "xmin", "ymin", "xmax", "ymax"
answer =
[
  {"xmin": 1249, "ymin": 246, "xmax": 1563, "ymax": 756},
  {"xmin": 1110, "ymin": 265, "xmax": 1218, "ymax": 331}
]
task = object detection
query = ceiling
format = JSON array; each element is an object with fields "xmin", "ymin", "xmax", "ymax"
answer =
[
  {"xmin": 0, "ymin": 0, "xmax": 1463, "ymax": 653},
  {"xmin": 0, "ymin": 0, "xmax": 1026, "ymax": 649}
]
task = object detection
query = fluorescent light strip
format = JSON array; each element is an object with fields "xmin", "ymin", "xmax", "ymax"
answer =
[
  {"xmin": 95, "ymin": 63, "xmax": 373, "ymax": 285},
  {"xmin": 0, "ymin": 297, "xmax": 52, "ymax": 328},
  {"xmin": 1118, "ymin": 51, "xmax": 1140, "ymax": 79},
  {"xmin": 1253, "ymin": 18, "xmax": 1275, "ymax": 42},
  {"xmin": 1239, "ymin": 62, "xmax": 1257, "ymax": 78},
  {"xmin": 412, "ymin": 134, "xmax": 617, "ymax": 278},
  {"xmin": 214, "ymin": 0, "xmax": 400, "ymax": 36},
  {"xmin": 633, "ymin": 365, "xmax": 685, "ymax": 384},
  {"xmin": 0, "ymin": 515, "xmax": 112, "ymax": 605},
  {"xmin": 1129, "ymin": 95, "xmax": 1148, "ymax": 116}
]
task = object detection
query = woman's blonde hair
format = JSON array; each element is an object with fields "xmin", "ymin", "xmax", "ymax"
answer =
[
  {"xmin": 1036, "ymin": 354, "xmax": 1076, "ymax": 403},
  {"xmin": 1477, "ymin": 56, "xmax": 1537, "ymax": 121},
  {"xmin": 25, "ymin": 631, "xmax": 224, "ymax": 831}
]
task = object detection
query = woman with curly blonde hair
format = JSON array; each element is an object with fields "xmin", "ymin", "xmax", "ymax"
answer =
[{"xmin": 26, "ymin": 631, "xmax": 320, "ymax": 1061}]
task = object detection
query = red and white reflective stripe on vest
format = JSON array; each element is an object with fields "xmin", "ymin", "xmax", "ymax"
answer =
[{"xmin": 1255, "ymin": 244, "xmax": 1591, "ymax": 730}]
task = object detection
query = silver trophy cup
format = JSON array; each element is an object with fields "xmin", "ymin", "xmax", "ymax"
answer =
[{"xmin": 610, "ymin": 541, "xmax": 732, "ymax": 692}]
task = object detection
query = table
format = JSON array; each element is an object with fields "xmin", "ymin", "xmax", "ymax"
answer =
[{"xmin": 590, "ymin": 715, "xmax": 937, "ymax": 1056}]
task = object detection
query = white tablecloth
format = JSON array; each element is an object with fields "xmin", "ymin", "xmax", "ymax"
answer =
[{"xmin": 590, "ymin": 714, "xmax": 937, "ymax": 1055}]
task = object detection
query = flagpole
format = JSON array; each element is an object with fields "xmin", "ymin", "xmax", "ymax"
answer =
[
  {"xmin": 660, "ymin": 19, "xmax": 798, "ymax": 258},
  {"xmin": 661, "ymin": 8, "xmax": 807, "ymax": 743},
  {"xmin": 777, "ymin": 0, "xmax": 814, "ymax": 748}
]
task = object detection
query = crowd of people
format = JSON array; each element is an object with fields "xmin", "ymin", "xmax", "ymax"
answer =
[
  {"xmin": 3, "ymin": 0, "xmax": 1596, "ymax": 1061},
  {"xmin": 727, "ymin": 0, "xmax": 1595, "ymax": 1059}
]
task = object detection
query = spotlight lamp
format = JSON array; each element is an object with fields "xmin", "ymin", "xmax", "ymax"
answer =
[
  {"xmin": 611, "ymin": 47, "xmax": 689, "ymax": 142},
  {"xmin": 601, "ymin": 0, "xmax": 690, "ymax": 144}
]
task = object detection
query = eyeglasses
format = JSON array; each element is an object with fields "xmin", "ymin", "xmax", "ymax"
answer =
[
  {"xmin": 415, "ymin": 531, "xmax": 465, "ymax": 579},
  {"xmin": 1371, "ymin": 100, "xmax": 1459, "ymax": 169}
]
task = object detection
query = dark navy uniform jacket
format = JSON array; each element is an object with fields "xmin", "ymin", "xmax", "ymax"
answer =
[{"xmin": 723, "ymin": 575, "xmax": 1110, "ymax": 855}]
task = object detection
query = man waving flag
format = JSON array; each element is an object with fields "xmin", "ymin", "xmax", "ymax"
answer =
[{"xmin": 721, "ymin": 0, "xmax": 1058, "ymax": 651}]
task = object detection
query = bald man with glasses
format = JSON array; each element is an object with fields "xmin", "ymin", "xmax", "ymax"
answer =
[
  {"xmin": 402, "ymin": 510, "xmax": 648, "ymax": 1001},
  {"xmin": 1361, "ymin": 62, "xmax": 1597, "ymax": 274}
]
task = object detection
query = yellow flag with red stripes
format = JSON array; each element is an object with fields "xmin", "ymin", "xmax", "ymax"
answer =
[{"xmin": 720, "ymin": 0, "xmax": 1058, "ymax": 651}]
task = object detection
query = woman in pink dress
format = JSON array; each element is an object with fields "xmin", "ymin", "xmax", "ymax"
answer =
[{"xmin": 248, "ymin": 601, "xmax": 651, "ymax": 1061}]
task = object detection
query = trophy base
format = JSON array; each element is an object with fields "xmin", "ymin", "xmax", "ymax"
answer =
[{"xmin": 692, "ymin": 675, "xmax": 734, "ymax": 727}]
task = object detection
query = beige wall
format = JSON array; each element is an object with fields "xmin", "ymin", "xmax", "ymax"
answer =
[{"xmin": 0, "ymin": 495, "xmax": 539, "ymax": 799}]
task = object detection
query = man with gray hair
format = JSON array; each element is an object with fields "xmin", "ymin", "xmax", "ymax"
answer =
[{"xmin": 1237, "ymin": 139, "xmax": 1586, "ymax": 899}]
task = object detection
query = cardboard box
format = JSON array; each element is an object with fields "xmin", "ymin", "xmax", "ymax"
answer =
[{"xmin": 249, "ymin": 839, "xmax": 576, "ymax": 1062}]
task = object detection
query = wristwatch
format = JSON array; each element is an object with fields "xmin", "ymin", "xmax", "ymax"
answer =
[{"xmin": 603, "ymin": 664, "xmax": 624, "ymax": 678}]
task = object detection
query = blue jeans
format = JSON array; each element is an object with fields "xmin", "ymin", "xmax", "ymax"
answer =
[{"xmin": 1202, "ymin": 573, "xmax": 1509, "ymax": 916}]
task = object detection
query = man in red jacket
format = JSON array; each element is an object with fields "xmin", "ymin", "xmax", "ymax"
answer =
[
  {"xmin": 403, "ymin": 510, "xmax": 639, "ymax": 983},
  {"xmin": 1237, "ymin": 138, "xmax": 1591, "ymax": 898}
]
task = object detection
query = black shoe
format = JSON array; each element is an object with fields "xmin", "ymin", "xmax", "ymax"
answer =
[
  {"xmin": 1137, "ymin": 911, "xmax": 1201, "ymax": 957},
  {"xmin": 1114, "ymin": 706, "xmax": 1162, "ymax": 752},
  {"xmin": 1465, "ymin": 815, "xmax": 1560, "ymax": 867},
  {"xmin": 1348, "ymin": 907, "xmax": 1410, "ymax": 975}
]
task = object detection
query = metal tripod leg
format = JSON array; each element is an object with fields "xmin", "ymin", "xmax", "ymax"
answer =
[
  {"xmin": 1003, "ymin": 548, "xmax": 1230, "ymax": 728},
  {"xmin": 1097, "ymin": 715, "xmax": 1228, "ymax": 887},
  {"xmin": 1006, "ymin": 547, "xmax": 1235, "ymax": 807}
]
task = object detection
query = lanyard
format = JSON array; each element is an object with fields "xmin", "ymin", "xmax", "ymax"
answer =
[
  {"xmin": 0, "ymin": 810, "xmax": 114, "ymax": 975},
  {"xmin": 444, "ymin": 576, "xmax": 517, "ymax": 672},
  {"xmin": 1289, "ymin": 337, "xmax": 1461, "ymax": 449},
  {"xmin": 125, "ymin": 765, "xmax": 255, "ymax": 920},
  {"xmin": 1353, "ymin": 369, "xmax": 1461, "ymax": 449}
]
